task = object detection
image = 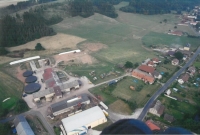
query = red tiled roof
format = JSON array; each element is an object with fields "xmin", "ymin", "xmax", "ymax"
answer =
[
  {"xmin": 145, "ymin": 120, "xmax": 160, "ymax": 131},
  {"xmin": 138, "ymin": 65, "xmax": 155, "ymax": 73},
  {"xmin": 43, "ymin": 68, "xmax": 53, "ymax": 80},
  {"xmin": 171, "ymin": 31, "xmax": 183, "ymax": 36},
  {"xmin": 179, "ymin": 73, "xmax": 190, "ymax": 82},
  {"xmin": 132, "ymin": 70, "xmax": 154, "ymax": 83}
]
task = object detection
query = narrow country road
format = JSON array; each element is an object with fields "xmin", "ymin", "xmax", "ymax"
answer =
[{"xmin": 138, "ymin": 46, "xmax": 200, "ymax": 120}]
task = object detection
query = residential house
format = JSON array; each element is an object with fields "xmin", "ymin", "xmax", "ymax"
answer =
[
  {"xmin": 178, "ymin": 49, "xmax": 191, "ymax": 57},
  {"xmin": 132, "ymin": 69, "xmax": 155, "ymax": 84},
  {"xmin": 167, "ymin": 51, "xmax": 175, "ymax": 57},
  {"xmin": 188, "ymin": 66, "xmax": 196, "ymax": 76},
  {"xmin": 153, "ymin": 71, "xmax": 162, "ymax": 79},
  {"xmin": 138, "ymin": 65, "xmax": 155, "ymax": 76},
  {"xmin": 147, "ymin": 61, "xmax": 155, "ymax": 67},
  {"xmin": 172, "ymin": 59, "xmax": 179, "ymax": 66},
  {"xmin": 178, "ymin": 73, "xmax": 190, "ymax": 84},
  {"xmin": 165, "ymin": 89, "xmax": 171, "ymax": 96},
  {"xmin": 152, "ymin": 58, "xmax": 160, "ymax": 64},
  {"xmin": 149, "ymin": 100, "xmax": 165, "ymax": 117},
  {"xmin": 164, "ymin": 114, "xmax": 174, "ymax": 123},
  {"xmin": 145, "ymin": 120, "xmax": 160, "ymax": 131}
]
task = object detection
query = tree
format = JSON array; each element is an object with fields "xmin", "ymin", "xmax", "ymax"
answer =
[
  {"xmin": 35, "ymin": 43, "xmax": 45, "ymax": 50},
  {"xmin": 174, "ymin": 51, "xmax": 184, "ymax": 60},
  {"xmin": 164, "ymin": 59, "xmax": 170, "ymax": 64},
  {"xmin": 174, "ymin": 26, "xmax": 177, "ymax": 29},
  {"xmin": 134, "ymin": 62, "xmax": 139, "ymax": 68},
  {"xmin": 124, "ymin": 61, "xmax": 133, "ymax": 68},
  {"xmin": 0, "ymin": 48, "xmax": 8, "ymax": 55},
  {"xmin": 163, "ymin": 19, "xmax": 167, "ymax": 23}
]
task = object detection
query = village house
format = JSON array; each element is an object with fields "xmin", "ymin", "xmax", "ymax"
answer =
[
  {"xmin": 187, "ymin": 66, "xmax": 196, "ymax": 76},
  {"xmin": 167, "ymin": 51, "xmax": 175, "ymax": 57},
  {"xmin": 172, "ymin": 58, "xmax": 179, "ymax": 66},
  {"xmin": 149, "ymin": 100, "xmax": 165, "ymax": 117},
  {"xmin": 153, "ymin": 71, "xmax": 162, "ymax": 79},
  {"xmin": 147, "ymin": 61, "xmax": 155, "ymax": 67},
  {"xmin": 132, "ymin": 69, "xmax": 155, "ymax": 84},
  {"xmin": 138, "ymin": 65, "xmax": 155, "ymax": 76},
  {"xmin": 178, "ymin": 73, "xmax": 190, "ymax": 84},
  {"xmin": 145, "ymin": 120, "xmax": 160, "ymax": 131},
  {"xmin": 152, "ymin": 58, "xmax": 160, "ymax": 64}
]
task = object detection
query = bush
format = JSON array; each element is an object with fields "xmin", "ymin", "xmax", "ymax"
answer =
[{"xmin": 35, "ymin": 43, "xmax": 45, "ymax": 50}]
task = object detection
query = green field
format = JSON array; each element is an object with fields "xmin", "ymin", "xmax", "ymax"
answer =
[
  {"xmin": 142, "ymin": 32, "xmax": 200, "ymax": 50},
  {"xmin": 194, "ymin": 61, "xmax": 200, "ymax": 68},
  {"xmin": 0, "ymin": 71, "xmax": 27, "ymax": 117},
  {"xmin": 90, "ymin": 77, "xmax": 161, "ymax": 108}
]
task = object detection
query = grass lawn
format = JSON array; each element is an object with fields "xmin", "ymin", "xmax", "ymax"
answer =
[
  {"xmin": 194, "ymin": 62, "xmax": 200, "ymax": 68},
  {"xmin": 112, "ymin": 77, "xmax": 161, "ymax": 107},
  {"xmin": 90, "ymin": 76, "xmax": 161, "ymax": 110},
  {"xmin": 93, "ymin": 119, "xmax": 113, "ymax": 131},
  {"xmin": 142, "ymin": 32, "xmax": 200, "ymax": 51},
  {"xmin": 1, "ymin": 97, "xmax": 17, "ymax": 110}
]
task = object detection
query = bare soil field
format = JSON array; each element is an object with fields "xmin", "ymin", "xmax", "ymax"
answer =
[
  {"xmin": 7, "ymin": 33, "xmax": 86, "ymax": 51},
  {"xmin": 16, "ymin": 66, "xmax": 26, "ymax": 83},
  {"xmin": 82, "ymin": 42, "xmax": 107, "ymax": 52},
  {"xmin": 54, "ymin": 51, "xmax": 96, "ymax": 65}
]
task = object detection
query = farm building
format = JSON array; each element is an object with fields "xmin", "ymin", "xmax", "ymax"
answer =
[
  {"xmin": 149, "ymin": 100, "xmax": 165, "ymax": 117},
  {"xmin": 59, "ymin": 80, "xmax": 80, "ymax": 92},
  {"xmin": 33, "ymin": 88, "xmax": 55, "ymax": 102},
  {"xmin": 61, "ymin": 106, "xmax": 107, "ymax": 135},
  {"xmin": 43, "ymin": 68, "xmax": 60, "ymax": 88},
  {"xmin": 50, "ymin": 94, "xmax": 90, "ymax": 116},
  {"xmin": 168, "ymin": 30, "xmax": 183, "ymax": 36},
  {"xmin": 132, "ymin": 69, "xmax": 155, "ymax": 84},
  {"xmin": 53, "ymin": 86, "xmax": 62, "ymax": 99},
  {"xmin": 178, "ymin": 73, "xmax": 190, "ymax": 84},
  {"xmin": 14, "ymin": 115, "xmax": 35, "ymax": 135},
  {"xmin": 172, "ymin": 59, "xmax": 179, "ymax": 66},
  {"xmin": 138, "ymin": 65, "xmax": 155, "ymax": 75},
  {"xmin": 152, "ymin": 71, "xmax": 162, "ymax": 79},
  {"xmin": 147, "ymin": 61, "xmax": 155, "ymax": 67}
]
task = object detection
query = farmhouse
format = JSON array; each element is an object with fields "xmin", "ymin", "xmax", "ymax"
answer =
[
  {"xmin": 138, "ymin": 65, "xmax": 155, "ymax": 75},
  {"xmin": 149, "ymin": 100, "xmax": 165, "ymax": 117},
  {"xmin": 14, "ymin": 115, "xmax": 35, "ymax": 135},
  {"xmin": 50, "ymin": 94, "xmax": 90, "ymax": 116},
  {"xmin": 145, "ymin": 120, "xmax": 160, "ymax": 131},
  {"xmin": 178, "ymin": 73, "xmax": 190, "ymax": 84},
  {"xmin": 171, "ymin": 59, "xmax": 179, "ymax": 66},
  {"xmin": 61, "ymin": 106, "xmax": 107, "ymax": 135},
  {"xmin": 132, "ymin": 69, "xmax": 155, "ymax": 84}
]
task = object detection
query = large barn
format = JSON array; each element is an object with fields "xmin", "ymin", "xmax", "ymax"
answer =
[{"xmin": 61, "ymin": 106, "xmax": 107, "ymax": 135}]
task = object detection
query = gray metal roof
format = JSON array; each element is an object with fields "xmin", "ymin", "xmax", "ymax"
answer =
[
  {"xmin": 62, "ymin": 106, "xmax": 106, "ymax": 133},
  {"xmin": 33, "ymin": 88, "xmax": 54, "ymax": 98},
  {"xmin": 59, "ymin": 80, "xmax": 79, "ymax": 90},
  {"xmin": 51, "ymin": 94, "xmax": 89, "ymax": 113},
  {"xmin": 14, "ymin": 115, "xmax": 35, "ymax": 135}
]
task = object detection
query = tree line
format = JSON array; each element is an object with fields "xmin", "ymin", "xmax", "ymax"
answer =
[
  {"xmin": 120, "ymin": 0, "xmax": 200, "ymax": 15},
  {"xmin": 0, "ymin": 12, "xmax": 57, "ymax": 54}
]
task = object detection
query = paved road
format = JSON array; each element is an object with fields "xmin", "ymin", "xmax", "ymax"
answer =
[{"xmin": 138, "ymin": 46, "xmax": 200, "ymax": 121}]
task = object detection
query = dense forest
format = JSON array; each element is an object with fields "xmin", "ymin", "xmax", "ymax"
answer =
[
  {"xmin": 0, "ymin": 12, "xmax": 56, "ymax": 50},
  {"xmin": 68, "ymin": 0, "xmax": 120, "ymax": 18},
  {"xmin": 120, "ymin": 0, "xmax": 200, "ymax": 15}
]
